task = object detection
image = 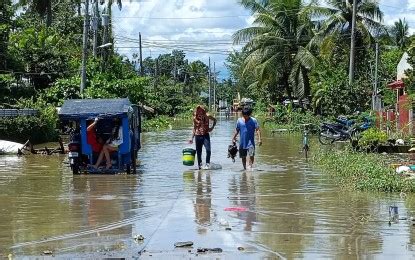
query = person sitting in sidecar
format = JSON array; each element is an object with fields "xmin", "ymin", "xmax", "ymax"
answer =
[{"xmin": 93, "ymin": 118, "xmax": 123, "ymax": 169}]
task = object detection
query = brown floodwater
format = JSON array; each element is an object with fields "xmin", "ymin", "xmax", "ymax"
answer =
[{"xmin": 1, "ymin": 116, "xmax": 415, "ymax": 259}]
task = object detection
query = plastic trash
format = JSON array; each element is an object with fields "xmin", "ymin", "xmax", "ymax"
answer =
[
  {"xmin": 133, "ymin": 234, "xmax": 145, "ymax": 241},
  {"xmin": 219, "ymin": 218, "xmax": 229, "ymax": 226},
  {"xmin": 396, "ymin": 166, "xmax": 411, "ymax": 174},
  {"xmin": 174, "ymin": 241, "xmax": 194, "ymax": 247},
  {"xmin": 396, "ymin": 139, "xmax": 405, "ymax": 145},
  {"xmin": 0, "ymin": 140, "xmax": 24, "ymax": 154},
  {"xmin": 224, "ymin": 207, "xmax": 247, "ymax": 212},
  {"xmin": 197, "ymin": 248, "xmax": 223, "ymax": 253}
]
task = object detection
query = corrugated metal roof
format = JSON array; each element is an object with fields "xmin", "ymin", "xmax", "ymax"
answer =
[{"xmin": 58, "ymin": 98, "xmax": 132, "ymax": 118}]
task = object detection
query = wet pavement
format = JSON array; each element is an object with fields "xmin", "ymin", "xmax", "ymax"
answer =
[{"xmin": 1, "ymin": 116, "xmax": 415, "ymax": 259}]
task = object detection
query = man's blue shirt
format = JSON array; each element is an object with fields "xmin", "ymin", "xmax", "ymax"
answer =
[{"xmin": 236, "ymin": 117, "xmax": 259, "ymax": 149}]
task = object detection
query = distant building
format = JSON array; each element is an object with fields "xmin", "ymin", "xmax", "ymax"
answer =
[{"xmin": 397, "ymin": 52, "xmax": 412, "ymax": 80}]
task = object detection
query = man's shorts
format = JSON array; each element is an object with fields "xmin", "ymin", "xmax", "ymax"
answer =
[{"xmin": 239, "ymin": 146, "xmax": 255, "ymax": 158}]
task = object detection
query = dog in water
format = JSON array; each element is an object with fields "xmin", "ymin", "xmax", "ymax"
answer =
[{"xmin": 228, "ymin": 142, "xmax": 238, "ymax": 163}]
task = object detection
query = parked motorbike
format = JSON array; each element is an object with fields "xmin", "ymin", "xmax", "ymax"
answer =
[
  {"xmin": 319, "ymin": 116, "xmax": 372, "ymax": 145},
  {"xmin": 68, "ymin": 129, "xmax": 81, "ymax": 174}
]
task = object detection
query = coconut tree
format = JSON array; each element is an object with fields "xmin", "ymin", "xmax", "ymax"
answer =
[
  {"xmin": 233, "ymin": 0, "xmax": 316, "ymax": 101},
  {"xmin": 307, "ymin": 0, "xmax": 384, "ymax": 51},
  {"xmin": 391, "ymin": 19, "xmax": 409, "ymax": 50}
]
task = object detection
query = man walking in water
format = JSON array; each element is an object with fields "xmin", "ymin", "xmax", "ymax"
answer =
[{"xmin": 232, "ymin": 107, "xmax": 262, "ymax": 170}]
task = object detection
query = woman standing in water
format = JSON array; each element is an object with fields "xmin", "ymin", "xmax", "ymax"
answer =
[{"xmin": 189, "ymin": 105, "xmax": 217, "ymax": 170}]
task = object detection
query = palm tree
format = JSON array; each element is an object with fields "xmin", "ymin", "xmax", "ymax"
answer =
[
  {"xmin": 391, "ymin": 19, "xmax": 409, "ymax": 50},
  {"xmin": 233, "ymin": 0, "xmax": 316, "ymax": 100},
  {"xmin": 101, "ymin": 0, "xmax": 123, "ymax": 47},
  {"xmin": 308, "ymin": 0, "xmax": 384, "ymax": 51}
]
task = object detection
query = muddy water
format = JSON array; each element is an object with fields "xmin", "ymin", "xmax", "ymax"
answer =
[{"xmin": 1, "ymin": 117, "xmax": 415, "ymax": 258}]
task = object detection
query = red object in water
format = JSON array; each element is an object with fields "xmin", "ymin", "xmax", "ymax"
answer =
[{"xmin": 224, "ymin": 207, "xmax": 248, "ymax": 212}]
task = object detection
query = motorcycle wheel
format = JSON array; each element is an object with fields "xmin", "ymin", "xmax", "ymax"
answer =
[{"xmin": 319, "ymin": 129, "xmax": 336, "ymax": 145}]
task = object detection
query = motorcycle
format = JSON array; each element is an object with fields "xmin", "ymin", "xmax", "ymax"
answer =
[{"xmin": 319, "ymin": 116, "xmax": 372, "ymax": 145}]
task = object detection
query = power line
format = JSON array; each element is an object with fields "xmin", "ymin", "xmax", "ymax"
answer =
[
  {"xmin": 112, "ymin": 14, "xmax": 251, "ymax": 20},
  {"xmin": 0, "ymin": 69, "xmax": 80, "ymax": 75}
]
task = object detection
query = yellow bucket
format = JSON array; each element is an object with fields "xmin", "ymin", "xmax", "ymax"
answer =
[{"xmin": 182, "ymin": 148, "xmax": 196, "ymax": 166}]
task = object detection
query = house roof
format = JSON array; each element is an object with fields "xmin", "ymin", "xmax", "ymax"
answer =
[{"xmin": 387, "ymin": 80, "xmax": 405, "ymax": 90}]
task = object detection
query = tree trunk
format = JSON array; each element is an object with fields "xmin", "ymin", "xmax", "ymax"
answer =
[
  {"xmin": 302, "ymin": 66, "xmax": 310, "ymax": 97},
  {"xmin": 283, "ymin": 72, "xmax": 291, "ymax": 99},
  {"xmin": 46, "ymin": 0, "xmax": 52, "ymax": 27},
  {"xmin": 78, "ymin": 2, "xmax": 81, "ymax": 16},
  {"xmin": 0, "ymin": 0, "xmax": 12, "ymax": 70}
]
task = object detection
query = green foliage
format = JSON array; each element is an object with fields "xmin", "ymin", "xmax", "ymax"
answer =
[
  {"xmin": 8, "ymin": 26, "xmax": 74, "ymax": 89},
  {"xmin": 233, "ymin": 0, "xmax": 316, "ymax": 101},
  {"xmin": 358, "ymin": 128, "xmax": 388, "ymax": 148},
  {"xmin": 143, "ymin": 78, "xmax": 202, "ymax": 117},
  {"xmin": 142, "ymin": 116, "xmax": 172, "ymax": 132},
  {"xmin": 263, "ymin": 104, "xmax": 322, "ymax": 132},
  {"xmin": 314, "ymin": 147, "xmax": 415, "ymax": 192},
  {"xmin": 404, "ymin": 40, "xmax": 415, "ymax": 93},
  {"xmin": 0, "ymin": 74, "xmax": 16, "ymax": 105},
  {"xmin": 41, "ymin": 76, "xmax": 81, "ymax": 106},
  {"xmin": 310, "ymin": 61, "xmax": 371, "ymax": 116},
  {"xmin": 379, "ymin": 48, "xmax": 404, "ymax": 105},
  {"xmin": 0, "ymin": 98, "xmax": 58, "ymax": 143},
  {"xmin": 390, "ymin": 19, "xmax": 410, "ymax": 50}
]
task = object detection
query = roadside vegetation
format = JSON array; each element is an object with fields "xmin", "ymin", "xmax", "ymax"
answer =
[{"xmin": 313, "ymin": 147, "xmax": 415, "ymax": 192}]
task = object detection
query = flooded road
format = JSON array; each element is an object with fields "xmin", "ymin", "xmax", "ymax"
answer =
[{"xmin": 1, "ymin": 117, "xmax": 415, "ymax": 258}]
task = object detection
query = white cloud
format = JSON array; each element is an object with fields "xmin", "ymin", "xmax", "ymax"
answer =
[
  {"xmin": 111, "ymin": 0, "xmax": 251, "ymax": 78},
  {"xmin": 111, "ymin": 0, "xmax": 415, "ymax": 77}
]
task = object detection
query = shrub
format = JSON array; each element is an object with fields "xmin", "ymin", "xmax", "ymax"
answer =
[
  {"xmin": 0, "ymin": 98, "xmax": 59, "ymax": 143},
  {"xmin": 142, "ymin": 116, "xmax": 172, "ymax": 132},
  {"xmin": 313, "ymin": 147, "xmax": 415, "ymax": 192},
  {"xmin": 358, "ymin": 128, "xmax": 388, "ymax": 149}
]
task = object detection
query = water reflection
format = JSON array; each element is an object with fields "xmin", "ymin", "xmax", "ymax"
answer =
[
  {"xmin": 194, "ymin": 172, "xmax": 213, "ymax": 228},
  {"xmin": 228, "ymin": 172, "xmax": 257, "ymax": 232},
  {"xmin": 2, "ymin": 118, "xmax": 415, "ymax": 258}
]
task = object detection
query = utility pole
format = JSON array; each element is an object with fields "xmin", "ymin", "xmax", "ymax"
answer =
[
  {"xmin": 373, "ymin": 42, "xmax": 380, "ymax": 111},
  {"xmin": 92, "ymin": 0, "xmax": 99, "ymax": 58},
  {"xmin": 139, "ymin": 32, "xmax": 144, "ymax": 76},
  {"xmin": 154, "ymin": 58, "xmax": 158, "ymax": 77},
  {"xmin": 348, "ymin": 0, "xmax": 357, "ymax": 86},
  {"xmin": 80, "ymin": 0, "xmax": 90, "ymax": 94},
  {"xmin": 102, "ymin": 14, "xmax": 109, "ymax": 45},
  {"xmin": 208, "ymin": 57, "xmax": 211, "ymax": 110},
  {"xmin": 101, "ymin": 13, "xmax": 109, "ymax": 72},
  {"xmin": 174, "ymin": 54, "xmax": 177, "ymax": 85},
  {"xmin": 213, "ymin": 62, "xmax": 216, "ymax": 112}
]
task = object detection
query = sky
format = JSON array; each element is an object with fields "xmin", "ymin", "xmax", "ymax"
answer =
[{"xmin": 111, "ymin": 0, "xmax": 415, "ymax": 79}]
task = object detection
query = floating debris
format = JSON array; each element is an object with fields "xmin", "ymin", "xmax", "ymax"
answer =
[
  {"xmin": 42, "ymin": 250, "xmax": 53, "ymax": 255},
  {"xmin": 237, "ymin": 247, "xmax": 245, "ymax": 251},
  {"xmin": 224, "ymin": 207, "xmax": 247, "ymax": 212},
  {"xmin": 219, "ymin": 218, "xmax": 229, "ymax": 226},
  {"xmin": 197, "ymin": 248, "xmax": 223, "ymax": 253},
  {"xmin": 134, "ymin": 234, "xmax": 145, "ymax": 242},
  {"xmin": 225, "ymin": 227, "xmax": 232, "ymax": 231},
  {"xmin": 174, "ymin": 241, "xmax": 194, "ymax": 247}
]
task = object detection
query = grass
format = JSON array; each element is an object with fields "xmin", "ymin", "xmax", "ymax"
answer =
[{"xmin": 313, "ymin": 147, "xmax": 415, "ymax": 193}]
